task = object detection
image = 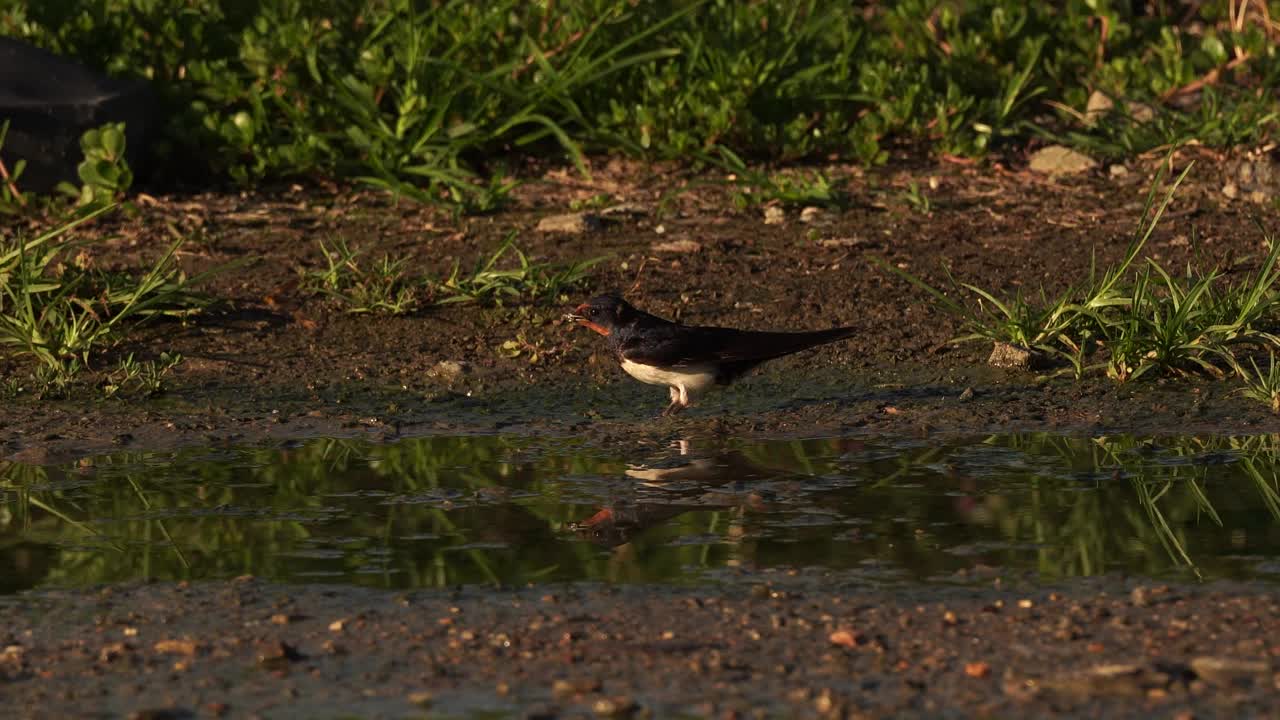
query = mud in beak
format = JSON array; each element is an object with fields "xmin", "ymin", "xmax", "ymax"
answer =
[{"xmin": 564, "ymin": 303, "xmax": 590, "ymax": 323}]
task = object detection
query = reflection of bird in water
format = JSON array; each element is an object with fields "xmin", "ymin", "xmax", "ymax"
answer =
[{"xmin": 570, "ymin": 443, "xmax": 776, "ymax": 548}]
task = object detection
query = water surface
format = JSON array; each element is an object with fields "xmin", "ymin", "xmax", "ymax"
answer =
[{"xmin": 4, "ymin": 433, "xmax": 1280, "ymax": 593}]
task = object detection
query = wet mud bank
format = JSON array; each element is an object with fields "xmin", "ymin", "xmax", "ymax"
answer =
[{"xmin": 7, "ymin": 363, "xmax": 1280, "ymax": 467}]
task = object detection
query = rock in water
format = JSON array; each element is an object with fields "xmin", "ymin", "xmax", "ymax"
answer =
[{"xmin": 0, "ymin": 38, "xmax": 158, "ymax": 192}]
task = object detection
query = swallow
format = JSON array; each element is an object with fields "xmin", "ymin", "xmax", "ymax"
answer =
[{"xmin": 565, "ymin": 293, "xmax": 858, "ymax": 416}]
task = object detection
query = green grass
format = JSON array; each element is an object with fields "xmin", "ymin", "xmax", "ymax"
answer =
[
  {"xmin": 886, "ymin": 158, "xmax": 1280, "ymax": 397},
  {"xmin": 101, "ymin": 351, "xmax": 183, "ymax": 398},
  {"xmin": 301, "ymin": 233, "xmax": 603, "ymax": 313},
  {"xmin": 302, "ymin": 237, "xmax": 421, "ymax": 315},
  {"xmin": 1238, "ymin": 351, "xmax": 1280, "ymax": 413},
  {"xmin": 0, "ymin": 204, "xmax": 225, "ymax": 395},
  {"xmin": 435, "ymin": 235, "xmax": 603, "ymax": 306},
  {"xmin": 2, "ymin": 2, "xmax": 1277, "ymax": 208}
]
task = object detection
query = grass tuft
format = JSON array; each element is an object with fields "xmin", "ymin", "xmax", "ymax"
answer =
[
  {"xmin": 1238, "ymin": 352, "xmax": 1280, "ymax": 413},
  {"xmin": 302, "ymin": 234, "xmax": 603, "ymax": 313},
  {"xmin": 435, "ymin": 235, "xmax": 603, "ymax": 306},
  {"xmin": 302, "ymin": 238, "xmax": 421, "ymax": 316},
  {"xmin": 0, "ymin": 205, "xmax": 225, "ymax": 393},
  {"xmin": 884, "ymin": 158, "xmax": 1280, "ymax": 391},
  {"xmin": 101, "ymin": 351, "xmax": 183, "ymax": 399}
]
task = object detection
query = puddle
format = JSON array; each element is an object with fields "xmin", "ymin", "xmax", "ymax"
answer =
[{"xmin": 3, "ymin": 433, "xmax": 1280, "ymax": 593}]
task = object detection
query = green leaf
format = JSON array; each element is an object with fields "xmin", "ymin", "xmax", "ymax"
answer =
[
  {"xmin": 77, "ymin": 159, "xmax": 107, "ymax": 187},
  {"xmin": 101, "ymin": 124, "xmax": 126, "ymax": 159},
  {"xmin": 80, "ymin": 127, "xmax": 101, "ymax": 154}
]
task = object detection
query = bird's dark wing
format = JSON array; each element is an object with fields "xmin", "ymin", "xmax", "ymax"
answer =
[
  {"xmin": 619, "ymin": 325, "xmax": 857, "ymax": 367},
  {"xmin": 615, "ymin": 324, "xmax": 716, "ymax": 367}
]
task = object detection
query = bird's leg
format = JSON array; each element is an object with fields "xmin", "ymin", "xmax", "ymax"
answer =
[{"xmin": 660, "ymin": 385, "xmax": 687, "ymax": 417}]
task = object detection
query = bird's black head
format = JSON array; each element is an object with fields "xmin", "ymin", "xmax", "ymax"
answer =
[{"xmin": 565, "ymin": 293, "xmax": 634, "ymax": 336}]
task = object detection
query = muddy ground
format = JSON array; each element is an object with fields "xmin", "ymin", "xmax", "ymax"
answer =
[
  {"xmin": 3, "ymin": 576, "xmax": 1278, "ymax": 719},
  {"xmin": 5, "ymin": 150, "xmax": 1280, "ymax": 462},
  {"xmin": 4, "ymin": 151, "xmax": 1280, "ymax": 717}
]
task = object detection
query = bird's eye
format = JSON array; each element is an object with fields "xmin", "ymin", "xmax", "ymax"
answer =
[{"xmin": 587, "ymin": 307, "xmax": 598, "ymax": 317}]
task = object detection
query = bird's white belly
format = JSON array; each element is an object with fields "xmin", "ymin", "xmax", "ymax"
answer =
[{"xmin": 620, "ymin": 359, "xmax": 716, "ymax": 392}]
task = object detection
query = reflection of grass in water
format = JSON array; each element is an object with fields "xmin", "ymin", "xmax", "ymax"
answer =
[
  {"xmin": 0, "ymin": 435, "xmax": 680, "ymax": 589},
  {"xmin": 992, "ymin": 434, "xmax": 1280, "ymax": 579},
  {"xmin": 0, "ymin": 462, "xmax": 122, "ymax": 553},
  {"xmin": 729, "ymin": 433, "xmax": 1280, "ymax": 581},
  {"xmin": 1087, "ymin": 437, "xmax": 1216, "ymax": 578},
  {"xmin": 125, "ymin": 474, "xmax": 190, "ymax": 574},
  {"xmin": 1241, "ymin": 457, "xmax": 1280, "ymax": 522},
  {"xmin": 4, "ymin": 433, "xmax": 1280, "ymax": 589},
  {"xmin": 2, "ymin": 438, "xmax": 541, "ymax": 587}
]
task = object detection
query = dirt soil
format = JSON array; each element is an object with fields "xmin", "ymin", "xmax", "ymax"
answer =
[
  {"xmin": 5, "ymin": 151, "xmax": 1280, "ymax": 718},
  {"xmin": 5, "ymin": 150, "xmax": 1280, "ymax": 463},
  {"xmin": 2, "ymin": 575, "xmax": 1278, "ymax": 719}
]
